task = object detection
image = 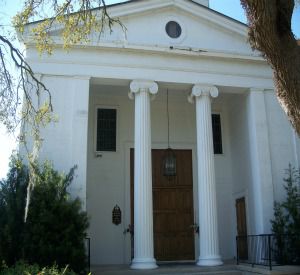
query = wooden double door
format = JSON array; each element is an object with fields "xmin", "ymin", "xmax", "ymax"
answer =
[{"xmin": 130, "ymin": 149, "xmax": 195, "ymax": 261}]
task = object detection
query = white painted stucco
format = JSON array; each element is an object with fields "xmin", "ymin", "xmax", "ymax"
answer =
[{"xmin": 20, "ymin": 0, "xmax": 300, "ymax": 266}]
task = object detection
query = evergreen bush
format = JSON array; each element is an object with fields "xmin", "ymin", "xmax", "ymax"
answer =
[
  {"xmin": 0, "ymin": 157, "xmax": 89, "ymax": 273},
  {"xmin": 0, "ymin": 157, "xmax": 28, "ymax": 265},
  {"xmin": 0, "ymin": 260, "xmax": 76, "ymax": 275},
  {"xmin": 271, "ymin": 164, "xmax": 300, "ymax": 264}
]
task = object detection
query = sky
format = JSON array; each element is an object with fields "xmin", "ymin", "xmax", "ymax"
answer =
[{"xmin": 0, "ymin": 0, "xmax": 299, "ymax": 179}]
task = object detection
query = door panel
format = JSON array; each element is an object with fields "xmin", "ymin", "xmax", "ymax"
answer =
[
  {"xmin": 131, "ymin": 149, "xmax": 195, "ymax": 261},
  {"xmin": 236, "ymin": 197, "xmax": 248, "ymax": 260}
]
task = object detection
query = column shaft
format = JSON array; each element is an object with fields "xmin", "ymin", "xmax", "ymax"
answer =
[
  {"xmin": 130, "ymin": 80, "xmax": 158, "ymax": 270},
  {"xmin": 189, "ymin": 85, "xmax": 223, "ymax": 266},
  {"xmin": 247, "ymin": 89, "xmax": 274, "ymax": 234}
]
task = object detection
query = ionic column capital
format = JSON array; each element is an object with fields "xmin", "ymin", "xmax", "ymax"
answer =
[
  {"xmin": 188, "ymin": 84, "xmax": 219, "ymax": 104},
  {"xmin": 129, "ymin": 80, "xmax": 158, "ymax": 100}
]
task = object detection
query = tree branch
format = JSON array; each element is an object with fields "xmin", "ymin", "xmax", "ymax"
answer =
[
  {"xmin": 0, "ymin": 33, "xmax": 52, "ymax": 133},
  {"xmin": 241, "ymin": 0, "xmax": 300, "ymax": 135}
]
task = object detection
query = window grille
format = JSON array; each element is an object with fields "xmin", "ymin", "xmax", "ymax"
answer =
[
  {"xmin": 96, "ymin": 108, "xmax": 116, "ymax": 152},
  {"xmin": 212, "ymin": 114, "xmax": 223, "ymax": 154}
]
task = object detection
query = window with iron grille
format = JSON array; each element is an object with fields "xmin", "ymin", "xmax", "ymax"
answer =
[
  {"xmin": 212, "ymin": 114, "xmax": 223, "ymax": 154},
  {"xmin": 96, "ymin": 108, "xmax": 116, "ymax": 152}
]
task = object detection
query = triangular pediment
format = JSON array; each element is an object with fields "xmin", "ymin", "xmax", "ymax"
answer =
[
  {"xmin": 25, "ymin": 0, "xmax": 254, "ymax": 56},
  {"xmin": 101, "ymin": 0, "xmax": 252, "ymax": 55}
]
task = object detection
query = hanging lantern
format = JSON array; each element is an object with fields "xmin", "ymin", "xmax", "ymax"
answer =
[
  {"xmin": 163, "ymin": 89, "xmax": 176, "ymax": 177},
  {"xmin": 163, "ymin": 148, "xmax": 176, "ymax": 176}
]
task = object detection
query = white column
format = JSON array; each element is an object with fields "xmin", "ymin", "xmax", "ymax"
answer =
[
  {"xmin": 70, "ymin": 76, "xmax": 90, "ymax": 211},
  {"xmin": 188, "ymin": 84, "xmax": 223, "ymax": 266},
  {"xmin": 129, "ymin": 80, "xmax": 158, "ymax": 270},
  {"xmin": 247, "ymin": 88, "xmax": 274, "ymax": 234}
]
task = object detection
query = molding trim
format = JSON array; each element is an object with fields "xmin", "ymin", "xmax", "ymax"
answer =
[{"xmin": 24, "ymin": 40, "xmax": 263, "ymax": 62}]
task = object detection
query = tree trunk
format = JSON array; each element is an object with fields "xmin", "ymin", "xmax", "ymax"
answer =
[{"xmin": 241, "ymin": 0, "xmax": 300, "ymax": 135}]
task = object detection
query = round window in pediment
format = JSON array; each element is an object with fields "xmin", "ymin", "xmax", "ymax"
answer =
[{"xmin": 165, "ymin": 21, "xmax": 182, "ymax": 39}]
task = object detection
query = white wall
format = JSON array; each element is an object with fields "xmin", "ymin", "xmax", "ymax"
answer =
[
  {"xmin": 227, "ymin": 93, "xmax": 253, "ymax": 242},
  {"xmin": 86, "ymin": 86, "xmax": 133, "ymax": 264},
  {"xmin": 213, "ymin": 94, "xmax": 236, "ymax": 259},
  {"xmin": 228, "ymin": 91, "xmax": 300, "ymax": 236},
  {"xmin": 23, "ymin": 75, "xmax": 90, "ymax": 208},
  {"xmin": 264, "ymin": 91, "xmax": 300, "ymax": 202}
]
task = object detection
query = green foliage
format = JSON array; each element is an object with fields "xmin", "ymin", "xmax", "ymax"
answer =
[
  {"xmin": 13, "ymin": 0, "xmax": 124, "ymax": 54},
  {"xmin": 281, "ymin": 166, "xmax": 300, "ymax": 236},
  {"xmin": 0, "ymin": 157, "xmax": 89, "ymax": 274},
  {"xmin": 0, "ymin": 260, "xmax": 76, "ymax": 275},
  {"xmin": 23, "ymin": 162, "xmax": 89, "ymax": 273},
  {"xmin": 271, "ymin": 164, "xmax": 300, "ymax": 264},
  {"xmin": 0, "ymin": 156, "xmax": 28, "ymax": 265}
]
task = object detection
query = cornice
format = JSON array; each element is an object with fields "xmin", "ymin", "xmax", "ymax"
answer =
[{"xmin": 24, "ymin": 40, "xmax": 264, "ymax": 63}]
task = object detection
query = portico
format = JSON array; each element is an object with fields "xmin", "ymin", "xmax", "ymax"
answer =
[
  {"xmin": 128, "ymin": 80, "xmax": 222, "ymax": 269},
  {"xmin": 82, "ymin": 79, "xmax": 278, "ymax": 266}
]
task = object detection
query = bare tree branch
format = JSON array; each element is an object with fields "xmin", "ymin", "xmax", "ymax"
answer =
[{"xmin": 0, "ymin": 33, "xmax": 52, "ymax": 130}]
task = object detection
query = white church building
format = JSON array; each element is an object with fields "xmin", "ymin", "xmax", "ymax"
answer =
[{"xmin": 20, "ymin": 0, "xmax": 300, "ymax": 269}]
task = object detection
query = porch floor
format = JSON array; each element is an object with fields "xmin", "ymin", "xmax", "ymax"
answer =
[
  {"xmin": 90, "ymin": 262, "xmax": 300, "ymax": 275},
  {"xmin": 91, "ymin": 261, "xmax": 241, "ymax": 275},
  {"xmin": 237, "ymin": 263, "xmax": 300, "ymax": 275}
]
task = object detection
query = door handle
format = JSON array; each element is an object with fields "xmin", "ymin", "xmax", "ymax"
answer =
[
  {"xmin": 123, "ymin": 224, "xmax": 134, "ymax": 236},
  {"xmin": 190, "ymin": 223, "xmax": 199, "ymax": 234}
]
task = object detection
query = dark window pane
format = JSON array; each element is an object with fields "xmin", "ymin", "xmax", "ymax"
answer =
[
  {"xmin": 96, "ymin": 109, "xmax": 116, "ymax": 151},
  {"xmin": 166, "ymin": 21, "xmax": 182, "ymax": 38},
  {"xmin": 212, "ymin": 114, "xmax": 223, "ymax": 154}
]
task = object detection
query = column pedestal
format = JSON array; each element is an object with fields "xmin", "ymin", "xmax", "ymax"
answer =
[
  {"xmin": 189, "ymin": 84, "xmax": 223, "ymax": 267},
  {"xmin": 129, "ymin": 80, "xmax": 158, "ymax": 270}
]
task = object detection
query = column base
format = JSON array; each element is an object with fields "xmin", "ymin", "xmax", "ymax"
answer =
[
  {"xmin": 197, "ymin": 255, "xmax": 223, "ymax": 266},
  {"xmin": 131, "ymin": 258, "xmax": 158, "ymax": 270}
]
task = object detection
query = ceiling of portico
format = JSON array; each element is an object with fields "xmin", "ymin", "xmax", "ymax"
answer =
[{"xmin": 90, "ymin": 78, "xmax": 249, "ymax": 99}]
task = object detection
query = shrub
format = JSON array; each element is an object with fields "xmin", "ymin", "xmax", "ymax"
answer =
[
  {"xmin": 0, "ymin": 157, "xmax": 28, "ymax": 265},
  {"xmin": 271, "ymin": 164, "xmax": 300, "ymax": 264},
  {"xmin": 0, "ymin": 157, "xmax": 89, "ymax": 273},
  {"xmin": 23, "ymin": 162, "xmax": 89, "ymax": 273},
  {"xmin": 0, "ymin": 260, "xmax": 76, "ymax": 275}
]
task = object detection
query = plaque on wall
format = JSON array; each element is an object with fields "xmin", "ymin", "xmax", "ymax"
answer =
[{"xmin": 112, "ymin": 205, "xmax": 121, "ymax": 225}]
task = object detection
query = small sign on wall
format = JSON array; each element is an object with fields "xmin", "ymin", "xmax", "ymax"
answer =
[{"xmin": 112, "ymin": 205, "xmax": 121, "ymax": 225}]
